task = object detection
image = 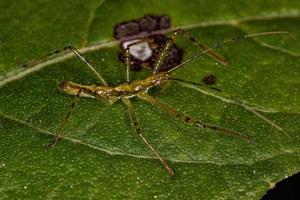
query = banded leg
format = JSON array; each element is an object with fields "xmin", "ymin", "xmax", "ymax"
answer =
[
  {"xmin": 22, "ymin": 46, "xmax": 107, "ymax": 85},
  {"xmin": 168, "ymin": 31, "xmax": 289, "ymax": 73},
  {"xmin": 124, "ymin": 44, "xmax": 131, "ymax": 83},
  {"xmin": 138, "ymin": 93, "xmax": 252, "ymax": 142},
  {"xmin": 123, "ymin": 38, "xmax": 154, "ymax": 82},
  {"xmin": 153, "ymin": 29, "xmax": 228, "ymax": 73},
  {"xmin": 48, "ymin": 89, "xmax": 83, "ymax": 147},
  {"xmin": 122, "ymin": 98, "xmax": 174, "ymax": 176}
]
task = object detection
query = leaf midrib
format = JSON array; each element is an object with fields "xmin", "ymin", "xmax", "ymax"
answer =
[{"xmin": 1, "ymin": 13, "xmax": 299, "ymax": 87}]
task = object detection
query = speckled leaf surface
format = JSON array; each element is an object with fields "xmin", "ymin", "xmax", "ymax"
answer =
[{"xmin": 0, "ymin": 0, "xmax": 300, "ymax": 199}]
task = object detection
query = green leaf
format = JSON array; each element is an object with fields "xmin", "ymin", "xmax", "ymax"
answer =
[{"xmin": 1, "ymin": 0, "xmax": 300, "ymax": 199}]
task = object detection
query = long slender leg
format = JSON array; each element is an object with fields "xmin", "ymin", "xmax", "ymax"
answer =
[
  {"xmin": 122, "ymin": 98, "xmax": 174, "ymax": 176},
  {"xmin": 137, "ymin": 92, "xmax": 252, "ymax": 142},
  {"xmin": 153, "ymin": 29, "xmax": 228, "ymax": 74},
  {"xmin": 124, "ymin": 45, "xmax": 131, "ymax": 83},
  {"xmin": 168, "ymin": 31, "xmax": 288, "ymax": 73},
  {"xmin": 123, "ymin": 38, "xmax": 154, "ymax": 82},
  {"xmin": 22, "ymin": 46, "xmax": 107, "ymax": 85},
  {"xmin": 175, "ymin": 29, "xmax": 228, "ymax": 65},
  {"xmin": 48, "ymin": 89, "xmax": 83, "ymax": 147},
  {"xmin": 21, "ymin": 48, "xmax": 68, "ymax": 68}
]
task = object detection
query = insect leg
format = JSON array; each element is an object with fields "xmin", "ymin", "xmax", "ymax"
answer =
[
  {"xmin": 153, "ymin": 29, "xmax": 228, "ymax": 74},
  {"xmin": 48, "ymin": 89, "xmax": 83, "ymax": 147},
  {"xmin": 21, "ymin": 46, "xmax": 108, "ymax": 85},
  {"xmin": 122, "ymin": 98, "xmax": 174, "ymax": 176},
  {"xmin": 123, "ymin": 38, "xmax": 154, "ymax": 82},
  {"xmin": 20, "ymin": 47, "xmax": 69, "ymax": 68},
  {"xmin": 173, "ymin": 29, "xmax": 228, "ymax": 65},
  {"xmin": 124, "ymin": 45, "xmax": 131, "ymax": 83},
  {"xmin": 138, "ymin": 92, "xmax": 252, "ymax": 142},
  {"xmin": 168, "ymin": 31, "xmax": 288, "ymax": 73}
]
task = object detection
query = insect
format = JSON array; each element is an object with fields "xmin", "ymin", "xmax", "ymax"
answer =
[{"xmin": 22, "ymin": 29, "xmax": 288, "ymax": 176}]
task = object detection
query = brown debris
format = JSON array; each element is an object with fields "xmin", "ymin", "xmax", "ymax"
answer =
[
  {"xmin": 118, "ymin": 34, "xmax": 184, "ymax": 72},
  {"xmin": 202, "ymin": 74, "xmax": 217, "ymax": 85},
  {"xmin": 113, "ymin": 15, "xmax": 171, "ymax": 40},
  {"xmin": 114, "ymin": 15, "xmax": 183, "ymax": 72}
]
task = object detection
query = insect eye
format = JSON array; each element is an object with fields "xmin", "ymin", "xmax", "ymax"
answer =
[{"xmin": 59, "ymin": 81, "xmax": 68, "ymax": 90}]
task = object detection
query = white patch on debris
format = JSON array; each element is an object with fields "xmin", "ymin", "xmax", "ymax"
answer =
[{"xmin": 122, "ymin": 39, "xmax": 153, "ymax": 61}]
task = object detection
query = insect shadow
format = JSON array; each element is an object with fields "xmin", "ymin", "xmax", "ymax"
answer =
[{"xmin": 22, "ymin": 29, "xmax": 288, "ymax": 176}]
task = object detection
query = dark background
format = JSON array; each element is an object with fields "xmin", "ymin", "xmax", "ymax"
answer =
[{"xmin": 261, "ymin": 172, "xmax": 300, "ymax": 200}]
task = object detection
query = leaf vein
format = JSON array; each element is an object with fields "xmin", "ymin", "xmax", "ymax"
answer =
[
  {"xmin": 0, "ymin": 14, "xmax": 299, "ymax": 87},
  {"xmin": 1, "ymin": 111, "xmax": 298, "ymax": 167},
  {"xmin": 81, "ymin": 0, "xmax": 107, "ymax": 47}
]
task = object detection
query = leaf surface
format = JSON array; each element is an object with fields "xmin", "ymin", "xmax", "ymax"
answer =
[{"xmin": 1, "ymin": 0, "xmax": 300, "ymax": 199}]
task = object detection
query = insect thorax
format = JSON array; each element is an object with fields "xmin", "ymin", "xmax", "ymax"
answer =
[{"xmin": 59, "ymin": 72, "xmax": 170, "ymax": 101}]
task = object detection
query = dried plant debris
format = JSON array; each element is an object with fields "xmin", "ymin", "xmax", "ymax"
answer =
[
  {"xmin": 114, "ymin": 15, "xmax": 184, "ymax": 72},
  {"xmin": 113, "ymin": 15, "xmax": 171, "ymax": 40},
  {"xmin": 202, "ymin": 74, "xmax": 217, "ymax": 85},
  {"xmin": 119, "ymin": 34, "xmax": 184, "ymax": 71}
]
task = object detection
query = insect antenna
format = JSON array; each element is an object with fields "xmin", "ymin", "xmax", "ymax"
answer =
[{"xmin": 168, "ymin": 31, "xmax": 289, "ymax": 73}]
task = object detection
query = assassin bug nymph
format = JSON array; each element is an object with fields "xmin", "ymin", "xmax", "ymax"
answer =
[{"xmin": 23, "ymin": 29, "xmax": 288, "ymax": 176}]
